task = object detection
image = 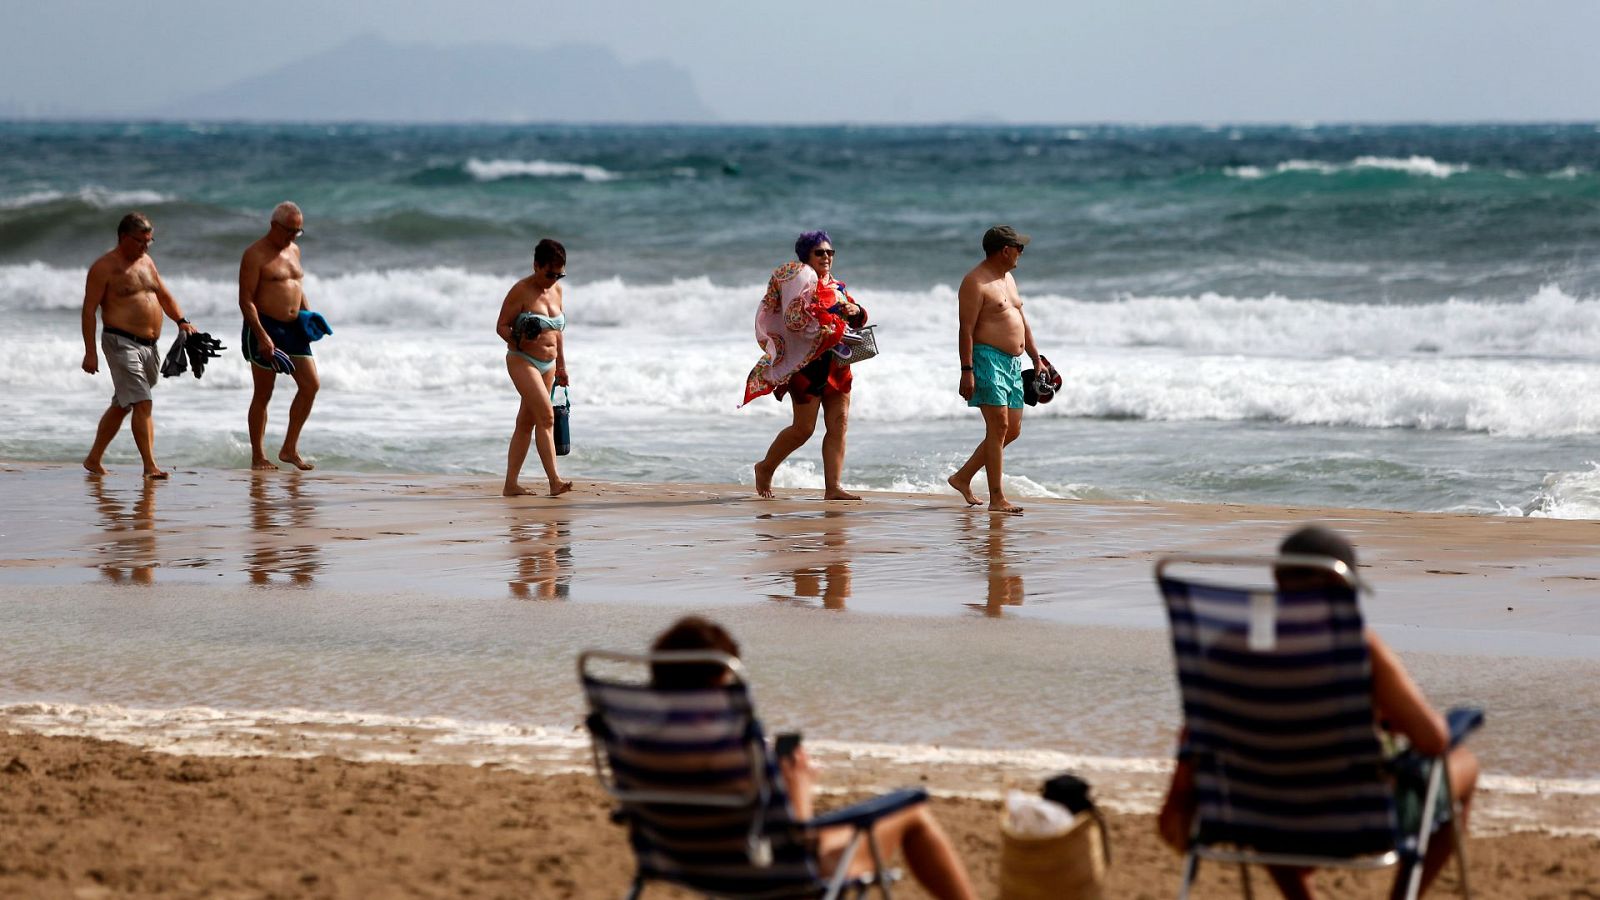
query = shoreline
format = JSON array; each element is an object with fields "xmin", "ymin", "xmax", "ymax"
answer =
[
  {"xmin": 5, "ymin": 695, "xmax": 1597, "ymax": 840},
  {"xmin": 2, "ymin": 730, "xmax": 1597, "ymax": 899}
]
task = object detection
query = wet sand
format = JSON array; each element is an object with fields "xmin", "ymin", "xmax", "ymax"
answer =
[
  {"xmin": 3, "ymin": 462, "xmax": 1598, "ymax": 641},
  {"xmin": 3, "ymin": 462, "xmax": 1600, "ymax": 895}
]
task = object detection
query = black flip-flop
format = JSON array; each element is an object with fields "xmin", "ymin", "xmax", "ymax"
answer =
[{"xmin": 161, "ymin": 331, "xmax": 189, "ymax": 378}]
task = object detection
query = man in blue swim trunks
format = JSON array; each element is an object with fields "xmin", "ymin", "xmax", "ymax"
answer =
[
  {"xmin": 240, "ymin": 201, "xmax": 319, "ymax": 471},
  {"xmin": 948, "ymin": 225, "xmax": 1041, "ymax": 514}
]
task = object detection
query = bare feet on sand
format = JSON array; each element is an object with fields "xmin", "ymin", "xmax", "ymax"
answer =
[
  {"xmin": 143, "ymin": 468, "xmax": 169, "ymax": 480},
  {"xmin": 505, "ymin": 481, "xmax": 571, "ymax": 498},
  {"xmin": 83, "ymin": 459, "xmax": 109, "ymax": 476},
  {"xmin": 824, "ymin": 488, "xmax": 863, "ymax": 501},
  {"xmin": 251, "ymin": 457, "xmax": 279, "ymax": 471},
  {"xmin": 946, "ymin": 473, "xmax": 981, "ymax": 506},
  {"xmin": 988, "ymin": 499, "xmax": 1023, "ymax": 515},
  {"xmin": 278, "ymin": 452, "xmax": 314, "ymax": 471},
  {"xmin": 753, "ymin": 461, "xmax": 776, "ymax": 499}
]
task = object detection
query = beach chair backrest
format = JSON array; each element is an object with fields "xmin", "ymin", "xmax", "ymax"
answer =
[
  {"xmin": 1157, "ymin": 555, "xmax": 1397, "ymax": 858},
  {"xmin": 579, "ymin": 650, "xmax": 820, "ymax": 897}
]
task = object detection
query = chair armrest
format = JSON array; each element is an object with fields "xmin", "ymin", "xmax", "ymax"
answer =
[
  {"xmin": 805, "ymin": 788, "xmax": 928, "ymax": 831},
  {"xmin": 1446, "ymin": 706, "xmax": 1484, "ymax": 748}
]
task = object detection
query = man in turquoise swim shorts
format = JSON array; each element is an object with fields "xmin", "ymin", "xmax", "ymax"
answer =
[{"xmin": 948, "ymin": 225, "xmax": 1042, "ymax": 514}]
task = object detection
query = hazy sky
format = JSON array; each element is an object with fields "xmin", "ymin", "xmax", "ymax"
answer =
[{"xmin": 5, "ymin": 0, "xmax": 1599, "ymax": 123}]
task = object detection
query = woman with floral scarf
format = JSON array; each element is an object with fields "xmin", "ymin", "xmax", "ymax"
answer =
[{"xmin": 745, "ymin": 230, "xmax": 868, "ymax": 500}]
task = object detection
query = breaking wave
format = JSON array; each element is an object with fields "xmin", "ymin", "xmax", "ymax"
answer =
[
  {"xmin": 1225, "ymin": 156, "xmax": 1471, "ymax": 179},
  {"xmin": 0, "ymin": 186, "xmax": 174, "ymax": 210},
  {"xmin": 462, "ymin": 158, "xmax": 618, "ymax": 182}
]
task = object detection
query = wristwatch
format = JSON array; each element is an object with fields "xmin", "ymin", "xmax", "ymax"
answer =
[
  {"xmin": 960, "ymin": 365, "xmax": 974, "ymax": 372},
  {"xmin": 176, "ymin": 317, "xmax": 190, "ymax": 325}
]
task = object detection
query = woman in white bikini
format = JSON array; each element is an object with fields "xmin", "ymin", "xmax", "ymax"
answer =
[{"xmin": 496, "ymin": 238, "xmax": 572, "ymax": 497}]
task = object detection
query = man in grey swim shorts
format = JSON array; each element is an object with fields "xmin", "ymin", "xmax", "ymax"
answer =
[
  {"xmin": 948, "ymin": 225, "xmax": 1042, "ymax": 514},
  {"xmin": 81, "ymin": 212, "xmax": 200, "ymax": 479}
]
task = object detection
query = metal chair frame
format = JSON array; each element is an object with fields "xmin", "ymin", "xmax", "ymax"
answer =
[
  {"xmin": 1156, "ymin": 554, "xmax": 1472, "ymax": 900},
  {"xmin": 579, "ymin": 649, "xmax": 920, "ymax": 900}
]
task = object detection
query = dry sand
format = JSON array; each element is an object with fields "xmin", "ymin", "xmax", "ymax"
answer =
[{"xmin": 2, "ymin": 731, "xmax": 1597, "ymax": 899}]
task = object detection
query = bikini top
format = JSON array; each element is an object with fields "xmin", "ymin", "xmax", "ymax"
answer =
[
  {"xmin": 531, "ymin": 313, "xmax": 565, "ymax": 332},
  {"xmin": 514, "ymin": 311, "xmax": 565, "ymax": 340}
]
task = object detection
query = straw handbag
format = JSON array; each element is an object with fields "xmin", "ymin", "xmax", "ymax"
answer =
[{"xmin": 998, "ymin": 808, "xmax": 1108, "ymax": 900}]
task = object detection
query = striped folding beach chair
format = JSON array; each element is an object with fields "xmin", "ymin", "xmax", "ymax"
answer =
[
  {"xmin": 1155, "ymin": 554, "xmax": 1481, "ymax": 900},
  {"xmin": 579, "ymin": 649, "xmax": 929, "ymax": 899}
]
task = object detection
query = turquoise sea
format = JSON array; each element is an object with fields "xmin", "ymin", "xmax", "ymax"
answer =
[{"xmin": 4, "ymin": 121, "xmax": 1600, "ymax": 515}]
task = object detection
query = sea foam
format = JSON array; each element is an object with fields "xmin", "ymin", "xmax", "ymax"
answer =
[
  {"xmin": 4, "ymin": 700, "xmax": 1594, "ymax": 812},
  {"xmin": 1042, "ymin": 284, "xmax": 1600, "ymax": 359},
  {"xmin": 7, "ymin": 264, "xmax": 1600, "ymax": 437},
  {"xmin": 463, "ymin": 157, "xmax": 618, "ymax": 182},
  {"xmin": 0, "ymin": 186, "xmax": 172, "ymax": 210},
  {"xmin": 1226, "ymin": 155, "xmax": 1471, "ymax": 179},
  {"xmin": 9, "ymin": 264, "xmax": 1599, "ymax": 360},
  {"xmin": 1506, "ymin": 462, "xmax": 1600, "ymax": 519}
]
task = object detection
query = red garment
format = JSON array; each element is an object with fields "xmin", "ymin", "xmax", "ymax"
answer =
[
  {"xmin": 773, "ymin": 280, "xmax": 866, "ymax": 401},
  {"xmin": 774, "ymin": 353, "xmax": 852, "ymax": 401},
  {"xmin": 742, "ymin": 265, "xmax": 867, "ymax": 406}
]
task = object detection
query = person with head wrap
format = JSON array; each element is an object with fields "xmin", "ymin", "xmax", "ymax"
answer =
[{"xmin": 746, "ymin": 230, "xmax": 868, "ymax": 501}]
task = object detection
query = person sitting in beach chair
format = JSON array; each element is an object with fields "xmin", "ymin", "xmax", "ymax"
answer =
[
  {"xmin": 1154, "ymin": 526, "xmax": 1482, "ymax": 900},
  {"xmin": 578, "ymin": 616, "xmax": 977, "ymax": 900}
]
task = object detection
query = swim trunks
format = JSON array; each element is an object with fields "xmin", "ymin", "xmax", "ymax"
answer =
[
  {"xmin": 102, "ymin": 330, "xmax": 160, "ymax": 408},
  {"xmin": 242, "ymin": 313, "xmax": 313, "ymax": 370},
  {"xmin": 967, "ymin": 342, "xmax": 1024, "ymax": 409}
]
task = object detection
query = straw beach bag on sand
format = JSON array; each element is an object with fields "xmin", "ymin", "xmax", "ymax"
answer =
[
  {"xmin": 998, "ymin": 779, "xmax": 1110, "ymax": 900},
  {"xmin": 999, "ymin": 811, "xmax": 1108, "ymax": 900}
]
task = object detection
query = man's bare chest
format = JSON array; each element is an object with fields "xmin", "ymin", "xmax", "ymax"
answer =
[
  {"xmin": 982, "ymin": 290, "xmax": 1019, "ymax": 318},
  {"xmin": 107, "ymin": 266, "xmax": 158, "ymax": 300},
  {"xmin": 261, "ymin": 255, "xmax": 304, "ymax": 283}
]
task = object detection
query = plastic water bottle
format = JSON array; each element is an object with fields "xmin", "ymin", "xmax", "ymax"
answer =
[{"xmin": 552, "ymin": 385, "xmax": 571, "ymax": 456}]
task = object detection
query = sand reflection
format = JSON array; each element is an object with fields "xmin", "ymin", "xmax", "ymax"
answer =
[
  {"xmin": 761, "ymin": 510, "xmax": 853, "ymax": 610},
  {"xmin": 508, "ymin": 518, "xmax": 572, "ymax": 601},
  {"xmin": 247, "ymin": 473, "xmax": 323, "ymax": 585},
  {"xmin": 88, "ymin": 477, "xmax": 159, "ymax": 584},
  {"xmin": 961, "ymin": 513, "xmax": 1026, "ymax": 617}
]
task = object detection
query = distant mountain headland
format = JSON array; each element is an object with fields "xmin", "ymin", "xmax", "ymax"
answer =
[{"xmin": 154, "ymin": 35, "xmax": 716, "ymax": 123}]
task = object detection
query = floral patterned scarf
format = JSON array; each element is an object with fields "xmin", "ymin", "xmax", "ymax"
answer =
[{"xmin": 741, "ymin": 261, "xmax": 850, "ymax": 406}]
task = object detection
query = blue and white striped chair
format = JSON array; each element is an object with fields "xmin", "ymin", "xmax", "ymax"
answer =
[
  {"xmin": 579, "ymin": 649, "xmax": 928, "ymax": 899},
  {"xmin": 1155, "ymin": 554, "xmax": 1481, "ymax": 900}
]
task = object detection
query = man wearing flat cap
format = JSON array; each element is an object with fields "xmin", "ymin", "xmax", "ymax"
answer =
[{"xmin": 947, "ymin": 225, "xmax": 1040, "ymax": 514}]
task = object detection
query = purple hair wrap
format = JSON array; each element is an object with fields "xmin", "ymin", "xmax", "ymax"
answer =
[{"xmin": 794, "ymin": 230, "xmax": 831, "ymax": 262}]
